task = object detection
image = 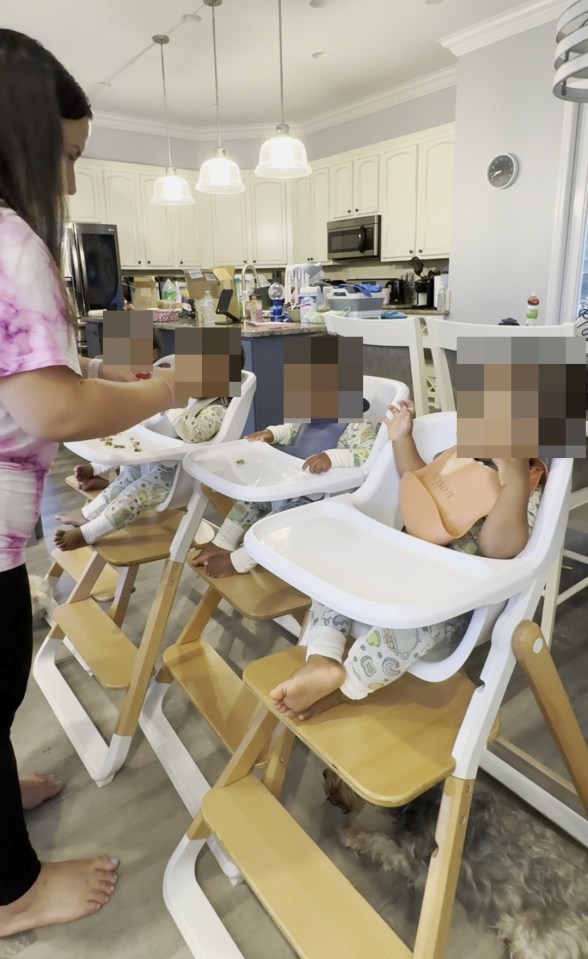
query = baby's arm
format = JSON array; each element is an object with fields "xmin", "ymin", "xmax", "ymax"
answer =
[
  {"xmin": 169, "ymin": 404, "xmax": 226, "ymax": 443},
  {"xmin": 477, "ymin": 459, "xmax": 531, "ymax": 559},
  {"xmin": 325, "ymin": 420, "xmax": 379, "ymax": 468},
  {"xmin": 385, "ymin": 401, "xmax": 426, "ymax": 477}
]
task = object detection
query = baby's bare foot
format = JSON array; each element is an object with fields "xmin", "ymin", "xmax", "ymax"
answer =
[
  {"xmin": 270, "ymin": 655, "xmax": 346, "ymax": 718},
  {"xmin": 55, "ymin": 509, "xmax": 86, "ymax": 527},
  {"xmin": 79, "ymin": 477, "xmax": 108, "ymax": 492},
  {"xmin": 190, "ymin": 542, "xmax": 229, "ymax": 568},
  {"xmin": 298, "ymin": 689, "xmax": 349, "ymax": 720},
  {"xmin": 0, "ymin": 857, "xmax": 119, "ymax": 936},
  {"xmin": 54, "ymin": 528, "xmax": 86, "ymax": 551},
  {"xmin": 20, "ymin": 773, "xmax": 64, "ymax": 811},
  {"xmin": 74, "ymin": 464, "xmax": 93, "ymax": 482},
  {"xmin": 204, "ymin": 554, "xmax": 238, "ymax": 578}
]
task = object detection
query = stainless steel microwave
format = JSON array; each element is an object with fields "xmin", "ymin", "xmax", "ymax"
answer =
[{"xmin": 327, "ymin": 214, "xmax": 381, "ymax": 260}]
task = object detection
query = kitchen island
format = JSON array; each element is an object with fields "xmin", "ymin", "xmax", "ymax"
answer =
[{"xmin": 83, "ymin": 315, "xmax": 327, "ymax": 434}]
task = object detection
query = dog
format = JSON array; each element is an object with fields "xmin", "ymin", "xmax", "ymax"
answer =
[
  {"xmin": 28, "ymin": 574, "xmax": 56, "ymax": 623},
  {"xmin": 323, "ymin": 769, "xmax": 588, "ymax": 959}
]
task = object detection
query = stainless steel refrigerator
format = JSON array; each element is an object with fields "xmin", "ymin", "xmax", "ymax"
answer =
[{"xmin": 64, "ymin": 222, "xmax": 124, "ymax": 354}]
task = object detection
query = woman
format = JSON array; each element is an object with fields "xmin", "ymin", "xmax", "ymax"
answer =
[{"xmin": 0, "ymin": 30, "xmax": 176, "ymax": 935}]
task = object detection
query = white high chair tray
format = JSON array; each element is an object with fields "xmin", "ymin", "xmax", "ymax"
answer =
[
  {"xmin": 182, "ymin": 439, "xmax": 371, "ymax": 502},
  {"xmin": 65, "ymin": 424, "xmax": 192, "ymax": 466},
  {"xmin": 244, "ymin": 500, "xmax": 534, "ymax": 629}
]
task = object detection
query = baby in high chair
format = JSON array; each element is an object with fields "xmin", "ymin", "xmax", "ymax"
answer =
[
  {"xmin": 270, "ymin": 399, "xmax": 547, "ymax": 721},
  {"xmin": 54, "ymin": 395, "xmax": 229, "ymax": 550},
  {"xmin": 192, "ymin": 406, "xmax": 378, "ymax": 579}
]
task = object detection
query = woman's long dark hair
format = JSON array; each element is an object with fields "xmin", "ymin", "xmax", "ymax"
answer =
[{"xmin": 0, "ymin": 30, "xmax": 92, "ymax": 325}]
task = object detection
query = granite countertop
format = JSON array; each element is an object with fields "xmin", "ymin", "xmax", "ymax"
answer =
[{"xmin": 82, "ymin": 315, "xmax": 327, "ymax": 338}]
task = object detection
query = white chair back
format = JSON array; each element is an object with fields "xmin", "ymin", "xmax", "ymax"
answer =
[{"xmin": 427, "ymin": 317, "xmax": 578, "ymax": 412}]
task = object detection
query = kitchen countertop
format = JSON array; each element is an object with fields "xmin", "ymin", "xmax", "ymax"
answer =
[{"xmin": 81, "ymin": 315, "xmax": 327, "ymax": 338}]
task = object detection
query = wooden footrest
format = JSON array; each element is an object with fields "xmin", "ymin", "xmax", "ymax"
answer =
[
  {"xmin": 65, "ymin": 474, "xmax": 104, "ymax": 500},
  {"xmin": 163, "ymin": 641, "xmax": 262, "ymax": 755},
  {"xmin": 244, "ymin": 647, "xmax": 499, "ymax": 806},
  {"xmin": 94, "ymin": 509, "xmax": 185, "ymax": 566},
  {"xmin": 50, "ymin": 547, "xmax": 119, "ymax": 603},
  {"xmin": 201, "ymin": 775, "xmax": 410, "ymax": 959},
  {"xmin": 53, "ymin": 599, "xmax": 138, "ymax": 690},
  {"xmin": 187, "ymin": 549, "xmax": 311, "ymax": 621}
]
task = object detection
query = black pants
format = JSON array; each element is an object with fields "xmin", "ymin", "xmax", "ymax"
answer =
[{"xmin": 0, "ymin": 564, "xmax": 41, "ymax": 905}]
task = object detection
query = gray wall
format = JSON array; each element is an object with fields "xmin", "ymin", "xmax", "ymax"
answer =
[
  {"xmin": 86, "ymin": 85, "xmax": 456, "ymax": 170},
  {"xmin": 448, "ymin": 22, "xmax": 565, "ymax": 325}
]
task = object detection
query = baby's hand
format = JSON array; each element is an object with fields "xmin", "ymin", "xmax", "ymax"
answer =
[
  {"xmin": 384, "ymin": 400, "xmax": 415, "ymax": 442},
  {"xmin": 492, "ymin": 458, "xmax": 529, "ymax": 486},
  {"xmin": 246, "ymin": 429, "xmax": 274, "ymax": 443},
  {"xmin": 302, "ymin": 452, "xmax": 332, "ymax": 474}
]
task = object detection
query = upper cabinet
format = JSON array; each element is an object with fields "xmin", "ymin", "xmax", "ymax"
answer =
[
  {"xmin": 380, "ymin": 126, "xmax": 454, "ymax": 260},
  {"xmin": 249, "ymin": 177, "xmax": 290, "ymax": 265},
  {"xmin": 329, "ymin": 153, "xmax": 380, "ymax": 219},
  {"xmin": 291, "ymin": 164, "xmax": 330, "ymax": 264},
  {"xmin": 67, "ymin": 162, "xmax": 105, "ymax": 223},
  {"xmin": 102, "ymin": 167, "xmax": 143, "ymax": 268},
  {"xmin": 137, "ymin": 173, "xmax": 176, "ymax": 268}
]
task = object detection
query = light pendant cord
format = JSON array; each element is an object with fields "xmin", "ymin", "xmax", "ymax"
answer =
[
  {"xmin": 211, "ymin": 5, "xmax": 222, "ymax": 149},
  {"xmin": 159, "ymin": 41, "xmax": 173, "ymax": 169},
  {"xmin": 278, "ymin": 0, "xmax": 285, "ymax": 127}
]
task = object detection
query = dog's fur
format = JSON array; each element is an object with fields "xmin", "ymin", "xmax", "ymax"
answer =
[
  {"xmin": 323, "ymin": 770, "xmax": 588, "ymax": 959},
  {"xmin": 28, "ymin": 575, "xmax": 56, "ymax": 622}
]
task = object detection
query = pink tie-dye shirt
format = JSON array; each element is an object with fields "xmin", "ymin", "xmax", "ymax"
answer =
[{"xmin": 0, "ymin": 208, "xmax": 80, "ymax": 572}]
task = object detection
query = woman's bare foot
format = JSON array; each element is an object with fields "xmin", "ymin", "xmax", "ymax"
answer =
[
  {"xmin": 54, "ymin": 508, "xmax": 86, "ymax": 527},
  {"xmin": 190, "ymin": 542, "xmax": 229, "ymax": 567},
  {"xmin": 0, "ymin": 858, "xmax": 119, "ymax": 936},
  {"xmin": 20, "ymin": 774, "xmax": 64, "ymax": 811},
  {"xmin": 270, "ymin": 655, "xmax": 346, "ymax": 718},
  {"xmin": 54, "ymin": 528, "xmax": 86, "ymax": 551}
]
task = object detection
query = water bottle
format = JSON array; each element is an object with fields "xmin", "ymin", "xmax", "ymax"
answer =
[
  {"xmin": 162, "ymin": 278, "xmax": 176, "ymax": 303},
  {"xmin": 525, "ymin": 293, "xmax": 540, "ymax": 326},
  {"xmin": 201, "ymin": 290, "xmax": 214, "ymax": 326}
]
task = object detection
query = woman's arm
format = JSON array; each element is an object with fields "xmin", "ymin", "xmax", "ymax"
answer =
[
  {"xmin": 477, "ymin": 459, "xmax": 530, "ymax": 559},
  {"xmin": 0, "ymin": 365, "xmax": 174, "ymax": 442}
]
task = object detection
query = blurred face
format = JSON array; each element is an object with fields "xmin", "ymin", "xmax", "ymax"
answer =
[{"xmin": 61, "ymin": 117, "xmax": 91, "ymax": 196}]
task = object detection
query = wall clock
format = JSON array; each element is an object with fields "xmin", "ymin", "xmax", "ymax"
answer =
[{"xmin": 487, "ymin": 153, "xmax": 519, "ymax": 190}]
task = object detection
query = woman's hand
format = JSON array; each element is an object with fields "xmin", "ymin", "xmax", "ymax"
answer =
[
  {"xmin": 384, "ymin": 399, "xmax": 415, "ymax": 442},
  {"xmin": 246, "ymin": 429, "xmax": 274, "ymax": 442}
]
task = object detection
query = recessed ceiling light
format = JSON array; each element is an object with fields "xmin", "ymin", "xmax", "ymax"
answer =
[
  {"xmin": 98, "ymin": 81, "xmax": 112, "ymax": 87},
  {"xmin": 311, "ymin": 50, "xmax": 331, "ymax": 59},
  {"xmin": 182, "ymin": 12, "xmax": 202, "ymax": 22},
  {"xmin": 425, "ymin": 0, "xmax": 445, "ymax": 4},
  {"xmin": 309, "ymin": 0, "xmax": 333, "ymax": 8}
]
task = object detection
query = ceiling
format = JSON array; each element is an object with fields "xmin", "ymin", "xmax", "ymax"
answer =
[{"xmin": 3, "ymin": 0, "xmax": 532, "ymax": 134}]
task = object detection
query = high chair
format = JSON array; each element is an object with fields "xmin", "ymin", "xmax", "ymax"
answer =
[
  {"xmin": 33, "ymin": 371, "xmax": 256, "ymax": 786},
  {"xmin": 162, "ymin": 411, "xmax": 588, "ymax": 959},
  {"xmin": 139, "ymin": 375, "xmax": 409, "ymax": 815}
]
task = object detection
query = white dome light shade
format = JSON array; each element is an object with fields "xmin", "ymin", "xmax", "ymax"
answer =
[
  {"xmin": 151, "ymin": 168, "xmax": 195, "ymax": 205},
  {"xmin": 196, "ymin": 148, "xmax": 245, "ymax": 194},
  {"xmin": 255, "ymin": 125, "xmax": 311, "ymax": 179},
  {"xmin": 554, "ymin": 1, "xmax": 588, "ymax": 100}
]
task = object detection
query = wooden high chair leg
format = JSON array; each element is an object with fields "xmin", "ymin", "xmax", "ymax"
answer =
[
  {"xmin": 201, "ymin": 484, "xmax": 236, "ymax": 521},
  {"xmin": 115, "ymin": 558, "xmax": 185, "ymax": 738},
  {"xmin": 413, "ymin": 776, "xmax": 475, "ymax": 959},
  {"xmin": 262, "ymin": 724, "xmax": 296, "ymax": 799},
  {"xmin": 512, "ymin": 620, "xmax": 588, "ymax": 813},
  {"xmin": 153, "ymin": 584, "xmax": 222, "ymax": 684},
  {"xmin": 107, "ymin": 565, "xmax": 139, "ymax": 627}
]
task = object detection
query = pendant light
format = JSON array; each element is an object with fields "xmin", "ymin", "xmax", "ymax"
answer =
[
  {"xmin": 196, "ymin": 0, "xmax": 244, "ymax": 195},
  {"xmin": 554, "ymin": 2, "xmax": 588, "ymax": 100},
  {"xmin": 151, "ymin": 35, "xmax": 194, "ymax": 206},
  {"xmin": 256, "ymin": 0, "xmax": 311, "ymax": 179}
]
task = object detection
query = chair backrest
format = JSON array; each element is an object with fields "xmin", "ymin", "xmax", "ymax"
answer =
[
  {"xmin": 427, "ymin": 317, "xmax": 578, "ymax": 412},
  {"xmin": 153, "ymin": 369, "xmax": 257, "ymax": 511},
  {"xmin": 346, "ymin": 410, "xmax": 573, "ymax": 681},
  {"xmin": 324, "ymin": 313, "xmax": 429, "ymax": 417}
]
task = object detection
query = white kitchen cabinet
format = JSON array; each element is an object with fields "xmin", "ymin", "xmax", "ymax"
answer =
[
  {"xmin": 380, "ymin": 127, "xmax": 454, "ymax": 260},
  {"xmin": 137, "ymin": 173, "xmax": 176, "ymax": 268},
  {"xmin": 291, "ymin": 165, "xmax": 330, "ymax": 263},
  {"xmin": 210, "ymin": 189, "xmax": 249, "ymax": 266},
  {"xmin": 329, "ymin": 153, "xmax": 379, "ymax": 219},
  {"xmin": 169, "ymin": 169, "xmax": 200, "ymax": 268},
  {"xmin": 102, "ymin": 167, "xmax": 143, "ymax": 268},
  {"xmin": 249, "ymin": 177, "xmax": 290, "ymax": 266},
  {"xmin": 68, "ymin": 161, "xmax": 105, "ymax": 223}
]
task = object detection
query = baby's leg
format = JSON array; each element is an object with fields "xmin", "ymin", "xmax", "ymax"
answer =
[
  {"xmin": 192, "ymin": 500, "xmax": 271, "ymax": 574},
  {"xmin": 56, "ymin": 465, "xmax": 141, "ymax": 527},
  {"xmin": 269, "ymin": 602, "xmax": 350, "ymax": 717}
]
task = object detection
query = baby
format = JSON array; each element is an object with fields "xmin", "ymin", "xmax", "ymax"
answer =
[
  {"xmin": 55, "ymin": 395, "xmax": 229, "ymax": 550},
  {"xmin": 192, "ymin": 408, "xmax": 379, "ymax": 578}
]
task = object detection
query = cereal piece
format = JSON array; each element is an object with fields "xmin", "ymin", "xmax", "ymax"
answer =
[{"xmin": 236, "ymin": 458, "xmax": 245, "ymax": 465}]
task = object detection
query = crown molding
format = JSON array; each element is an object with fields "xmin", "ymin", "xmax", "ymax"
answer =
[
  {"xmin": 301, "ymin": 65, "xmax": 457, "ymax": 135},
  {"xmin": 439, "ymin": 0, "xmax": 570, "ymax": 57},
  {"xmin": 91, "ymin": 65, "xmax": 457, "ymax": 142}
]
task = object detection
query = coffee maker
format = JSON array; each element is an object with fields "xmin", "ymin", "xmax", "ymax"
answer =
[{"xmin": 414, "ymin": 274, "xmax": 438, "ymax": 309}]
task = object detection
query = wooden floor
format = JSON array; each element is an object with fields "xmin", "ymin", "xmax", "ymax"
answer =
[{"xmin": 4, "ymin": 448, "xmax": 588, "ymax": 959}]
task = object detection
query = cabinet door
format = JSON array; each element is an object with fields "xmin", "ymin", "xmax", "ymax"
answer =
[
  {"xmin": 329, "ymin": 160, "xmax": 354, "ymax": 219},
  {"xmin": 354, "ymin": 153, "xmax": 380, "ymax": 215},
  {"xmin": 68, "ymin": 162, "xmax": 105, "ymax": 222},
  {"xmin": 379, "ymin": 144, "xmax": 418, "ymax": 261},
  {"xmin": 102, "ymin": 169, "xmax": 143, "ymax": 268},
  {"xmin": 291, "ymin": 176, "xmax": 312, "ymax": 263},
  {"xmin": 210, "ymin": 189, "xmax": 249, "ymax": 266},
  {"xmin": 138, "ymin": 174, "xmax": 176, "ymax": 268},
  {"xmin": 168, "ymin": 171, "xmax": 199, "ymax": 268},
  {"xmin": 416, "ymin": 135, "xmax": 454, "ymax": 258},
  {"xmin": 310, "ymin": 166, "xmax": 330, "ymax": 263},
  {"xmin": 249, "ymin": 178, "xmax": 289, "ymax": 265}
]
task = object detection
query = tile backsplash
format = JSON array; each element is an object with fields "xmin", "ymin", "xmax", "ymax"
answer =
[{"xmin": 322, "ymin": 257, "xmax": 449, "ymax": 282}]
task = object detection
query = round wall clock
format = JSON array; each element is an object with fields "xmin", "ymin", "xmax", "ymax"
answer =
[{"xmin": 487, "ymin": 153, "xmax": 519, "ymax": 190}]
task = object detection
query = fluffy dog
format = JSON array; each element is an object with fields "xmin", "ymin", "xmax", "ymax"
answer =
[
  {"xmin": 323, "ymin": 769, "xmax": 588, "ymax": 959},
  {"xmin": 28, "ymin": 574, "xmax": 56, "ymax": 623}
]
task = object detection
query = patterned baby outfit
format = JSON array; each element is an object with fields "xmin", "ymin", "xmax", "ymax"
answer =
[
  {"xmin": 306, "ymin": 486, "xmax": 543, "ymax": 699},
  {"xmin": 213, "ymin": 419, "xmax": 379, "ymax": 573}
]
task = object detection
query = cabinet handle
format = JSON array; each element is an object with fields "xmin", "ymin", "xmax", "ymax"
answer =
[
  {"xmin": 409, "ymin": 249, "xmax": 414, "ymax": 254},
  {"xmin": 355, "ymin": 208, "xmax": 359, "ymax": 213},
  {"xmin": 180, "ymin": 260, "xmax": 183, "ymax": 265},
  {"xmin": 138, "ymin": 260, "xmax": 142, "ymax": 264},
  {"xmin": 147, "ymin": 260, "xmax": 151, "ymax": 264},
  {"xmin": 347, "ymin": 209, "xmax": 351, "ymax": 213},
  {"xmin": 418, "ymin": 249, "xmax": 423, "ymax": 253}
]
